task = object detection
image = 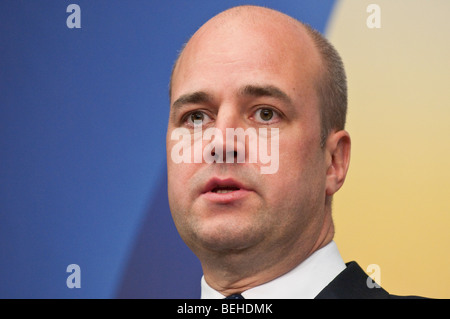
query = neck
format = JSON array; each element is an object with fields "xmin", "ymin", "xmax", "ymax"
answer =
[{"xmin": 200, "ymin": 212, "xmax": 335, "ymax": 296}]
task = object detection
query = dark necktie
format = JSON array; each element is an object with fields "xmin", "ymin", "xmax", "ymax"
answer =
[{"xmin": 225, "ymin": 293, "xmax": 245, "ymax": 299}]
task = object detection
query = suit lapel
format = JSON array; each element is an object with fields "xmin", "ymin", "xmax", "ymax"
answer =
[{"xmin": 315, "ymin": 262, "xmax": 391, "ymax": 299}]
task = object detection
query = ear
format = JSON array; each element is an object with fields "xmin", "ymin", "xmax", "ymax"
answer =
[{"xmin": 325, "ymin": 130, "xmax": 351, "ymax": 196}]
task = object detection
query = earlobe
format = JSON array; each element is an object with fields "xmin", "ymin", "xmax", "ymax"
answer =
[{"xmin": 325, "ymin": 130, "xmax": 351, "ymax": 196}]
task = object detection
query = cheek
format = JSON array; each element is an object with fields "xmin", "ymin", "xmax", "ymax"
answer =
[
  {"xmin": 277, "ymin": 132, "xmax": 312, "ymax": 175},
  {"xmin": 166, "ymin": 133, "xmax": 196, "ymax": 209},
  {"xmin": 277, "ymin": 122, "xmax": 323, "ymax": 169},
  {"xmin": 167, "ymin": 132, "xmax": 193, "ymax": 193},
  {"xmin": 269, "ymin": 131, "xmax": 326, "ymax": 201},
  {"xmin": 167, "ymin": 162, "xmax": 195, "ymax": 201}
]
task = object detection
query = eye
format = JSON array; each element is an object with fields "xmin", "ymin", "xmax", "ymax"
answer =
[
  {"xmin": 253, "ymin": 107, "xmax": 281, "ymax": 124},
  {"xmin": 185, "ymin": 110, "xmax": 212, "ymax": 127}
]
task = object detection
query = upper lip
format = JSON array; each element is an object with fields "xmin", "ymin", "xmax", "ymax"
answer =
[{"xmin": 202, "ymin": 177, "xmax": 249, "ymax": 194}]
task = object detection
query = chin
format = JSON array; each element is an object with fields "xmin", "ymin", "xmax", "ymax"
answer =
[{"xmin": 192, "ymin": 219, "xmax": 262, "ymax": 253}]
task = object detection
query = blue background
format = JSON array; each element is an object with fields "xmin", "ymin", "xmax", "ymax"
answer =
[{"xmin": 0, "ymin": 0, "xmax": 335, "ymax": 298}]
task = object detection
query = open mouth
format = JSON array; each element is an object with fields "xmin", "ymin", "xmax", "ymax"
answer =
[
  {"xmin": 203, "ymin": 178, "xmax": 245, "ymax": 194},
  {"xmin": 210, "ymin": 186, "xmax": 240, "ymax": 194},
  {"xmin": 201, "ymin": 177, "xmax": 251, "ymax": 203}
]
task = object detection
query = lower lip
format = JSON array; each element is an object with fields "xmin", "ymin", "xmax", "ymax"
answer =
[{"xmin": 201, "ymin": 189, "xmax": 252, "ymax": 204}]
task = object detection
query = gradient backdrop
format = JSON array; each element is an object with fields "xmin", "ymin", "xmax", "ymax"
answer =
[{"xmin": 1, "ymin": 0, "xmax": 448, "ymax": 299}]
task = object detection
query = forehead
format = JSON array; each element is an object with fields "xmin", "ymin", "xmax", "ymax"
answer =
[{"xmin": 171, "ymin": 10, "xmax": 322, "ymax": 104}]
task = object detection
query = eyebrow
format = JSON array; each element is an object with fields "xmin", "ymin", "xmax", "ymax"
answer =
[
  {"xmin": 171, "ymin": 91, "xmax": 212, "ymax": 110},
  {"xmin": 238, "ymin": 84, "xmax": 292, "ymax": 105}
]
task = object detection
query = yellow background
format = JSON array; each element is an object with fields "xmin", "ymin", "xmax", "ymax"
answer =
[{"xmin": 328, "ymin": 0, "xmax": 450, "ymax": 298}]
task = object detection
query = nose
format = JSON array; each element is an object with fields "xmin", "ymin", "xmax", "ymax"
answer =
[{"xmin": 209, "ymin": 105, "xmax": 246, "ymax": 164}]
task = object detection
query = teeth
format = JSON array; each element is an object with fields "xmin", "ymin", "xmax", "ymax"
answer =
[
  {"xmin": 215, "ymin": 189, "xmax": 234, "ymax": 194},
  {"xmin": 210, "ymin": 185, "xmax": 240, "ymax": 194}
]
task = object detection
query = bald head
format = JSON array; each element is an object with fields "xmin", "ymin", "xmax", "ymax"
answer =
[{"xmin": 169, "ymin": 5, "xmax": 347, "ymax": 144}]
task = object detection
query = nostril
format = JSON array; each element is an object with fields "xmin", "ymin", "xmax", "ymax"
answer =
[{"xmin": 209, "ymin": 150, "xmax": 239, "ymax": 162}]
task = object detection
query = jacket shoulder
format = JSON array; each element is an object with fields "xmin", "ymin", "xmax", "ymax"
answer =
[{"xmin": 315, "ymin": 261, "xmax": 428, "ymax": 299}]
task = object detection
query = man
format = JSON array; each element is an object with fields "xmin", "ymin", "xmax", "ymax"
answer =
[{"xmin": 166, "ymin": 5, "xmax": 420, "ymax": 299}]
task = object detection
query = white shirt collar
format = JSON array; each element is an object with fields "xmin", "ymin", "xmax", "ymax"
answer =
[{"xmin": 200, "ymin": 241, "xmax": 346, "ymax": 299}]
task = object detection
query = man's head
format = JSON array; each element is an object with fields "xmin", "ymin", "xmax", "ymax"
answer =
[
  {"xmin": 169, "ymin": 6, "xmax": 347, "ymax": 147},
  {"xmin": 166, "ymin": 5, "xmax": 350, "ymax": 292}
]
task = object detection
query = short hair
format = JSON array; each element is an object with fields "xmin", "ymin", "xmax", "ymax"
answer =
[
  {"xmin": 169, "ymin": 15, "xmax": 347, "ymax": 148},
  {"xmin": 302, "ymin": 24, "xmax": 347, "ymax": 147}
]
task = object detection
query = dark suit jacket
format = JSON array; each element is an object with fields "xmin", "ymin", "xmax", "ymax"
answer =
[{"xmin": 315, "ymin": 261, "xmax": 426, "ymax": 299}]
